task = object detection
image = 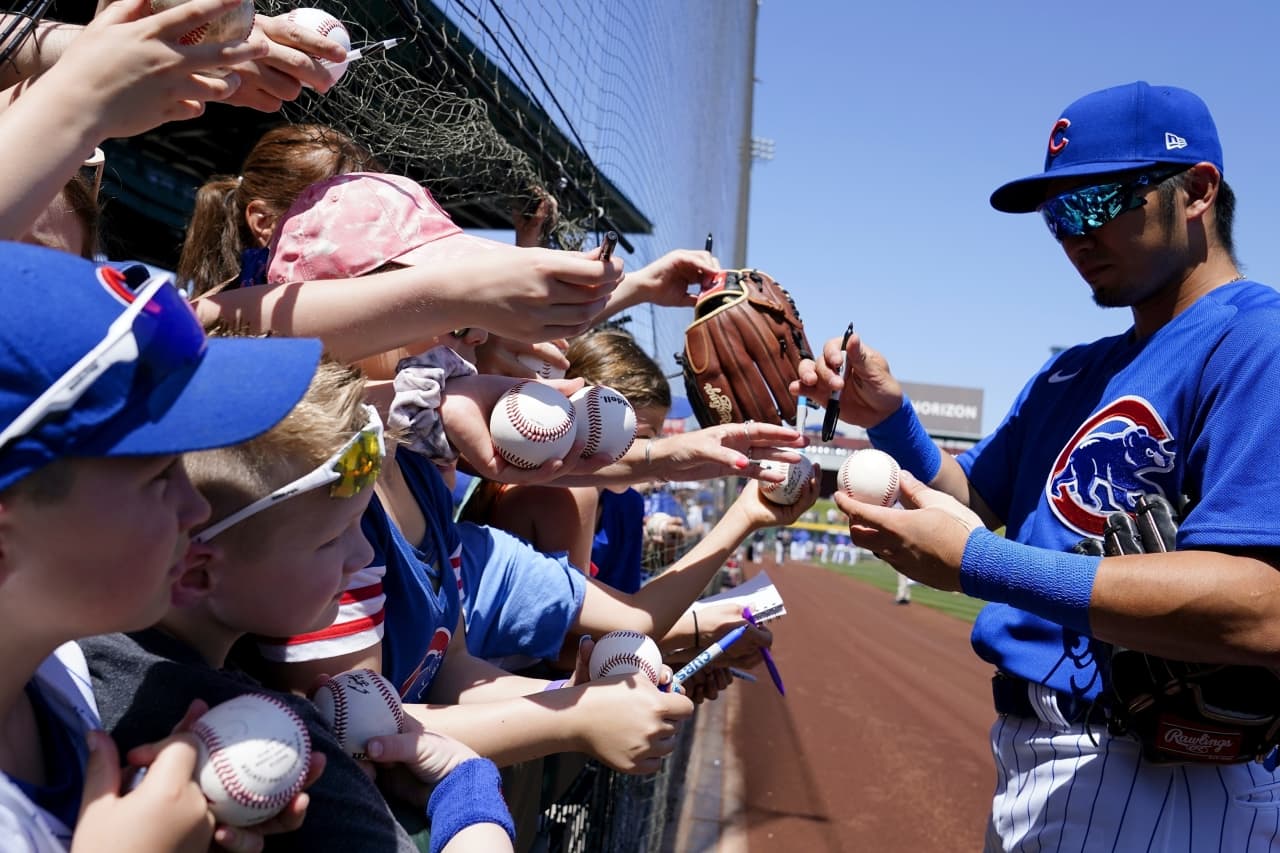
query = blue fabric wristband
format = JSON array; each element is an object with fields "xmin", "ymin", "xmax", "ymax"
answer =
[
  {"xmin": 426, "ymin": 758, "xmax": 515, "ymax": 853},
  {"xmin": 866, "ymin": 396, "xmax": 943, "ymax": 483},
  {"xmin": 959, "ymin": 528, "xmax": 1099, "ymax": 635}
]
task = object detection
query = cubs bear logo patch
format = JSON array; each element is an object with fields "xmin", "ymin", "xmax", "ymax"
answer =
[
  {"xmin": 399, "ymin": 626, "xmax": 452, "ymax": 703},
  {"xmin": 1046, "ymin": 396, "xmax": 1176, "ymax": 537}
]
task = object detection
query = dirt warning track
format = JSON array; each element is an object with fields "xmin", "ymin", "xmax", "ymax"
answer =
[{"xmin": 731, "ymin": 558, "xmax": 996, "ymax": 852}]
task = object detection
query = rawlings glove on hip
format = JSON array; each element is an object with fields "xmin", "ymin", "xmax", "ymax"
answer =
[{"xmin": 1092, "ymin": 495, "xmax": 1280, "ymax": 765}]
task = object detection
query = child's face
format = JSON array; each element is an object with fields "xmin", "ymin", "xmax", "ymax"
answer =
[
  {"xmin": 4, "ymin": 455, "xmax": 209, "ymax": 638},
  {"xmin": 214, "ymin": 486, "xmax": 375, "ymax": 638},
  {"xmin": 633, "ymin": 405, "xmax": 670, "ymax": 441}
]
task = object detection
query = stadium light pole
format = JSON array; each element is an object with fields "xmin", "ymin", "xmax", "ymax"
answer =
[{"xmin": 734, "ymin": 0, "xmax": 762, "ymax": 268}]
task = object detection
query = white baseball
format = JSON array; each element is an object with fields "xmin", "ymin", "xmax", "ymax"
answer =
[
  {"xmin": 312, "ymin": 669, "xmax": 406, "ymax": 760},
  {"xmin": 838, "ymin": 448, "xmax": 901, "ymax": 506},
  {"xmin": 150, "ymin": 0, "xmax": 255, "ymax": 46},
  {"xmin": 589, "ymin": 630, "xmax": 662, "ymax": 685},
  {"xmin": 570, "ymin": 385, "xmax": 637, "ymax": 463},
  {"xmin": 758, "ymin": 455, "xmax": 815, "ymax": 506},
  {"xmin": 191, "ymin": 694, "xmax": 311, "ymax": 827},
  {"xmin": 645, "ymin": 511, "xmax": 674, "ymax": 541},
  {"xmin": 489, "ymin": 380, "xmax": 577, "ymax": 469},
  {"xmin": 517, "ymin": 353, "xmax": 566, "ymax": 380},
  {"xmin": 286, "ymin": 7, "xmax": 353, "ymax": 86}
]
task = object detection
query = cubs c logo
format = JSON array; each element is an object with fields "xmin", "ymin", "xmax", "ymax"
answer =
[
  {"xmin": 1046, "ymin": 396, "xmax": 1176, "ymax": 536},
  {"xmin": 399, "ymin": 626, "xmax": 452, "ymax": 702},
  {"xmin": 1048, "ymin": 118, "xmax": 1070, "ymax": 157},
  {"xmin": 97, "ymin": 266, "xmax": 135, "ymax": 306}
]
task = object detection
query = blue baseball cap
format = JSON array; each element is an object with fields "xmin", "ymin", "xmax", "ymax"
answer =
[
  {"xmin": 0, "ymin": 243, "xmax": 322, "ymax": 492},
  {"xmin": 990, "ymin": 82, "xmax": 1224, "ymax": 213}
]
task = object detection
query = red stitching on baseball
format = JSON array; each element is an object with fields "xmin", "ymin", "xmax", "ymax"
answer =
[
  {"xmin": 371, "ymin": 673, "xmax": 407, "ymax": 734},
  {"xmin": 194, "ymin": 695, "xmax": 309, "ymax": 816},
  {"xmin": 838, "ymin": 460, "xmax": 899, "ymax": 506},
  {"xmin": 504, "ymin": 381, "xmax": 575, "ymax": 441},
  {"xmin": 286, "ymin": 10, "xmax": 342, "ymax": 40},
  {"xmin": 501, "ymin": 451, "xmax": 539, "ymax": 469},
  {"xmin": 584, "ymin": 389, "xmax": 603, "ymax": 455},
  {"xmin": 323, "ymin": 676, "xmax": 351, "ymax": 752},
  {"xmin": 179, "ymin": 23, "xmax": 209, "ymax": 45},
  {"xmin": 597, "ymin": 653, "xmax": 660, "ymax": 684},
  {"xmin": 882, "ymin": 467, "xmax": 899, "ymax": 506}
]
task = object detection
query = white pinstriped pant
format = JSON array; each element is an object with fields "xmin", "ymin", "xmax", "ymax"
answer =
[{"xmin": 985, "ymin": 713, "xmax": 1280, "ymax": 852}]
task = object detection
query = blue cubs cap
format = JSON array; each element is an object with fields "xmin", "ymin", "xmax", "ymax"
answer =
[
  {"xmin": 990, "ymin": 81, "xmax": 1224, "ymax": 213},
  {"xmin": 0, "ymin": 243, "xmax": 322, "ymax": 493}
]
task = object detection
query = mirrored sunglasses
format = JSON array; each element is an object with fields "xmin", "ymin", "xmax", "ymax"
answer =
[
  {"xmin": 0, "ymin": 271, "xmax": 207, "ymax": 453},
  {"xmin": 194, "ymin": 403, "xmax": 386, "ymax": 543},
  {"xmin": 1038, "ymin": 167, "xmax": 1188, "ymax": 241}
]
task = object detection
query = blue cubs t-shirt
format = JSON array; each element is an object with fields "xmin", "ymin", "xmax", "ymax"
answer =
[
  {"xmin": 365, "ymin": 451, "xmax": 464, "ymax": 704},
  {"xmin": 455, "ymin": 520, "xmax": 586, "ymax": 661}
]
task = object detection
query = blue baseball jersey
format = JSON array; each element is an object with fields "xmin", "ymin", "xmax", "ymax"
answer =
[
  {"xmin": 960, "ymin": 280, "xmax": 1280, "ymax": 700},
  {"xmin": 592, "ymin": 487, "xmax": 645, "ymax": 593},
  {"xmin": 455, "ymin": 520, "xmax": 586, "ymax": 661},
  {"xmin": 364, "ymin": 451, "xmax": 464, "ymax": 704}
]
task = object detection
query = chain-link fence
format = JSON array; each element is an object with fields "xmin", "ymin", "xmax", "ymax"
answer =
[{"xmin": 521, "ymin": 477, "xmax": 740, "ymax": 852}]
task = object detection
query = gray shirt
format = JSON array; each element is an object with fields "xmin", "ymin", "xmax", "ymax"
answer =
[{"xmin": 79, "ymin": 629, "xmax": 419, "ymax": 852}]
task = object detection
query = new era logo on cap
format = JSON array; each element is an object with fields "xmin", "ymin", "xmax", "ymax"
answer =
[{"xmin": 1165, "ymin": 132, "xmax": 1188, "ymax": 150}]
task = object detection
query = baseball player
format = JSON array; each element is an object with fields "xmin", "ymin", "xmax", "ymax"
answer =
[{"xmin": 801, "ymin": 82, "xmax": 1280, "ymax": 850}]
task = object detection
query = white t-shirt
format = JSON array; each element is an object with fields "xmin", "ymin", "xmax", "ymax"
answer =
[{"xmin": 0, "ymin": 644, "xmax": 100, "ymax": 851}]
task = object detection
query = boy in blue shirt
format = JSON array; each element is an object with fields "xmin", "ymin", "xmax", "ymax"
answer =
[{"xmin": 0, "ymin": 244, "xmax": 320, "ymax": 851}]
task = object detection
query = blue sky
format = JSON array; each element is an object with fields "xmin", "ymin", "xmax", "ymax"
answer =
[{"xmin": 746, "ymin": 1, "xmax": 1280, "ymax": 433}]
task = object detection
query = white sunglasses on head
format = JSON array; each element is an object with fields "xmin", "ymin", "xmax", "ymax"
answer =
[{"xmin": 194, "ymin": 403, "xmax": 385, "ymax": 542}]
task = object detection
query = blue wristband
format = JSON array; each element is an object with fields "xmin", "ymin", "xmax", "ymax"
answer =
[
  {"xmin": 426, "ymin": 758, "xmax": 515, "ymax": 853},
  {"xmin": 959, "ymin": 528, "xmax": 1099, "ymax": 635},
  {"xmin": 866, "ymin": 396, "xmax": 943, "ymax": 483}
]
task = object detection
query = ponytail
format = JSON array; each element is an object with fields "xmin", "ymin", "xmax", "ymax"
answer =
[{"xmin": 177, "ymin": 176, "xmax": 246, "ymax": 297}]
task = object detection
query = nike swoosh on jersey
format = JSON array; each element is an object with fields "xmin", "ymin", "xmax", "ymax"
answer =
[{"xmin": 1048, "ymin": 369, "xmax": 1081, "ymax": 384}]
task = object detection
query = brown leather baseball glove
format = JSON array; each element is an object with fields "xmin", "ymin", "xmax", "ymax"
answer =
[
  {"xmin": 678, "ymin": 269, "xmax": 812, "ymax": 427},
  {"xmin": 1083, "ymin": 495, "xmax": 1280, "ymax": 765}
]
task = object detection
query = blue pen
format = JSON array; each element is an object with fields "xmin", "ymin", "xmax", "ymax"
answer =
[
  {"xmin": 743, "ymin": 606, "xmax": 785, "ymax": 696},
  {"xmin": 668, "ymin": 625, "xmax": 748, "ymax": 690},
  {"xmin": 728, "ymin": 667, "xmax": 758, "ymax": 683}
]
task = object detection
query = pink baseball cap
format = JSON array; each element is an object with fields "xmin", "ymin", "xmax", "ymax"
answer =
[{"xmin": 266, "ymin": 172, "xmax": 504, "ymax": 284}]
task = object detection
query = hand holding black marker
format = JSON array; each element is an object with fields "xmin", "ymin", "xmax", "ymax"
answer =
[
  {"xmin": 666, "ymin": 624, "xmax": 748, "ymax": 691},
  {"xmin": 822, "ymin": 323, "xmax": 855, "ymax": 441},
  {"xmin": 600, "ymin": 230, "xmax": 618, "ymax": 262}
]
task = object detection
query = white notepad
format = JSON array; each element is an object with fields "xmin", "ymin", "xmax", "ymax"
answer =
[{"xmin": 692, "ymin": 570, "xmax": 786, "ymax": 623}]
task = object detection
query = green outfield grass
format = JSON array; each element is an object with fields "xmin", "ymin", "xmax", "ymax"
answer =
[
  {"xmin": 812, "ymin": 497, "xmax": 837, "ymax": 518},
  {"xmin": 817, "ymin": 557, "xmax": 985, "ymax": 623}
]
